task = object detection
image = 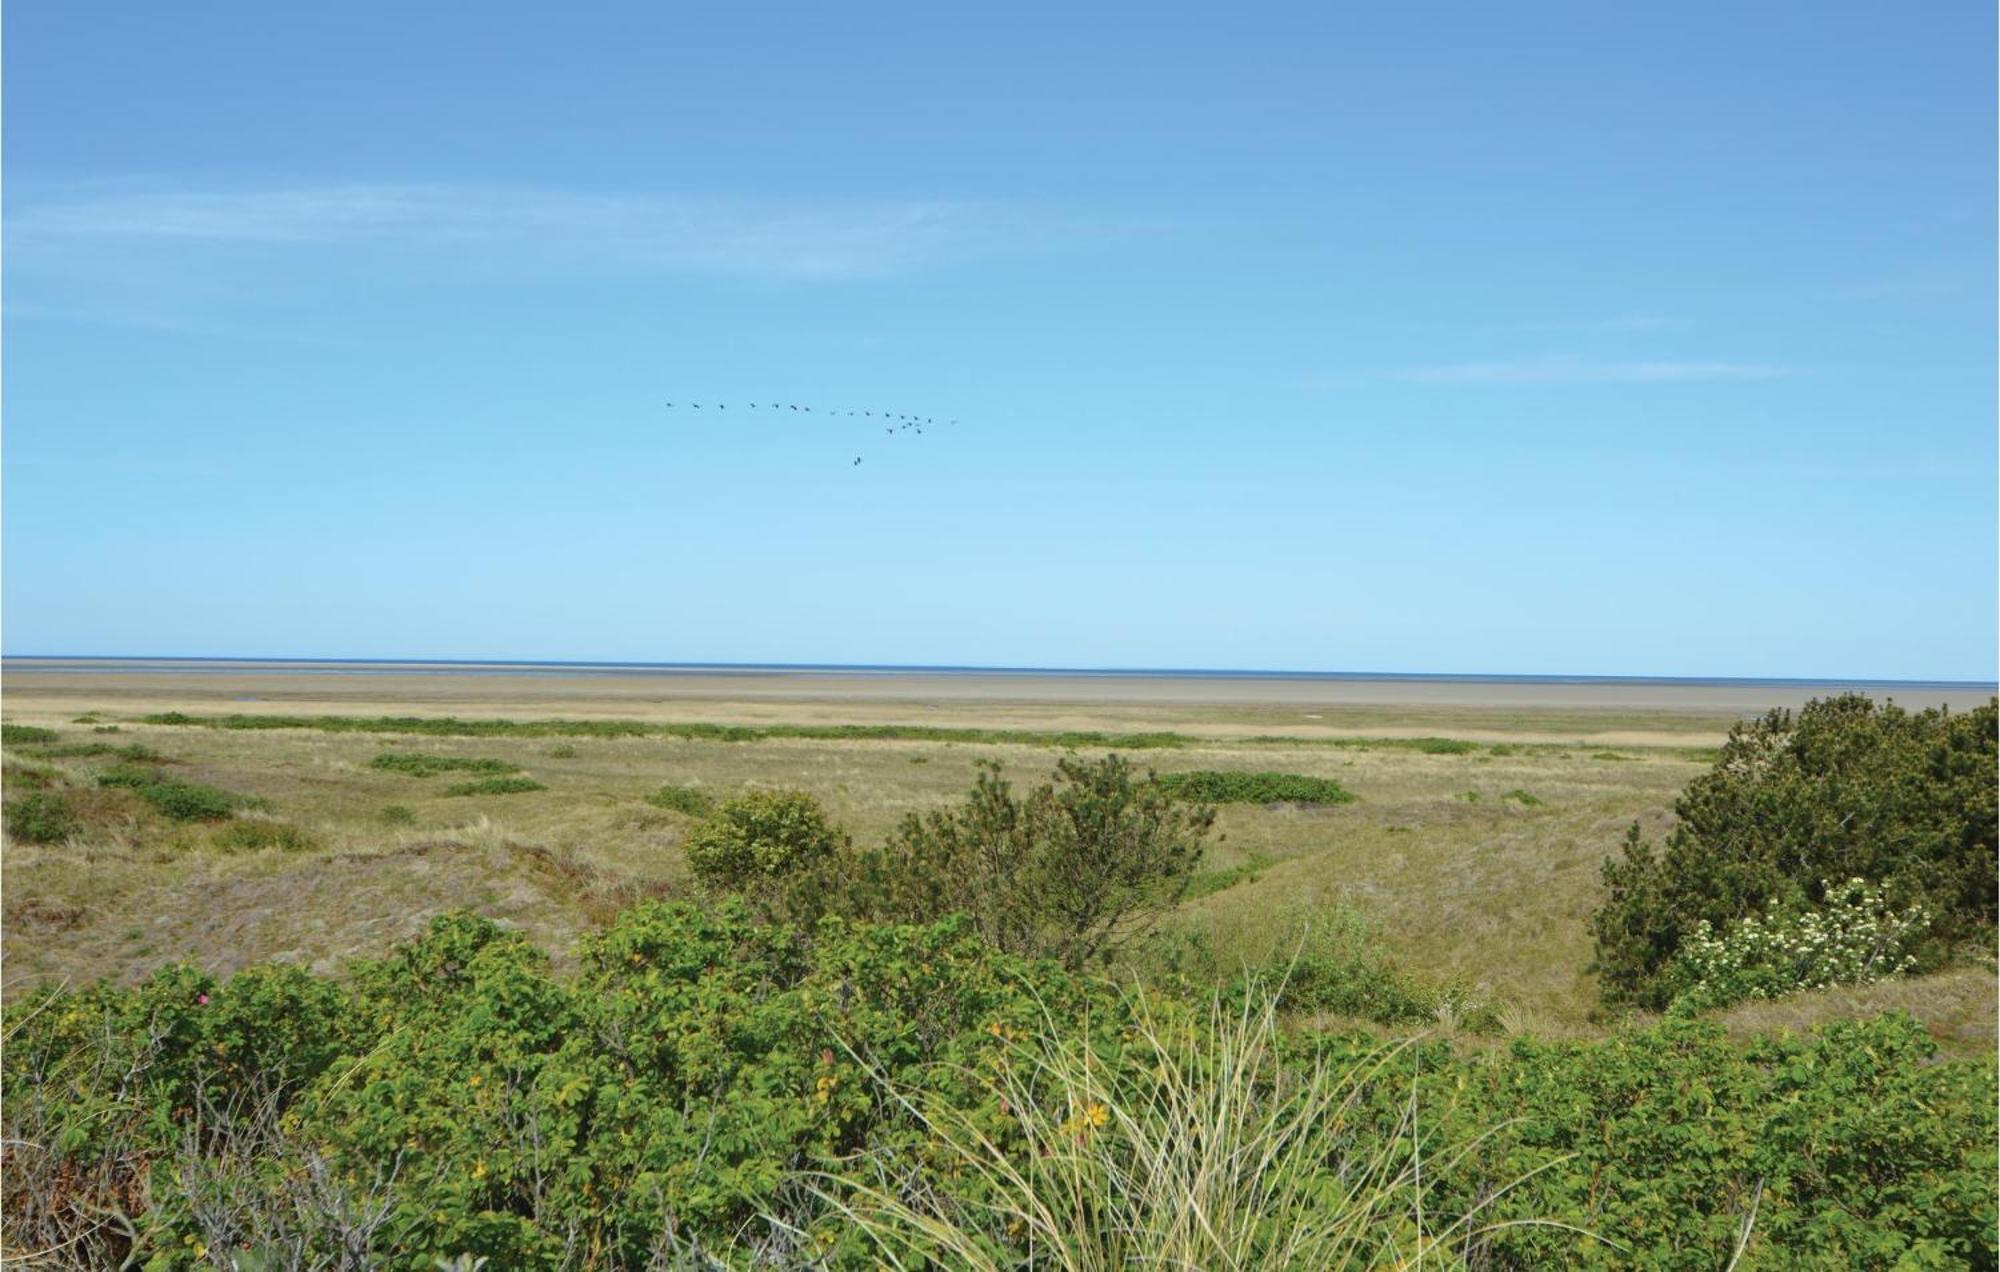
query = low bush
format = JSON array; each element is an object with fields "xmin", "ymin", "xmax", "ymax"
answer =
[
  {"xmin": 380, "ymin": 804, "xmax": 417, "ymax": 825},
  {"xmin": 1593, "ymin": 694, "xmax": 1996, "ymax": 1008},
  {"xmin": 3, "ymin": 908, "xmax": 1991, "ymax": 1267},
  {"xmin": 6, "ymin": 791, "xmax": 81, "ymax": 844},
  {"xmin": 441, "ymin": 776, "xmax": 546, "ymax": 797},
  {"xmin": 95, "ymin": 767, "xmax": 241, "ymax": 822},
  {"xmin": 861, "ymin": 755, "xmax": 1216, "ymax": 969},
  {"xmin": 1413, "ymin": 737, "xmax": 1478, "ymax": 754},
  {"xmin": 368, "ymin": 752, "xmax": 518, "ymax": 778},
  {"xmin": 644, "ymin": 783, "xmax": 714, "ymax": 816},
  {"xmin": 1, "ymin": 724, "xmax": 59, "ymax": 746},
  {"xmin": 1502, "ymin": 788, "xmax": 1541, "ymax": 806},
  {"xmin": 1155, "ymin": 769, "xmax": 1355, "ymax": 805},
  {"xmin": 684, "ymin": 789, "xmax": 844, "ymax": 910},
  {"xmin": 208, "ymin": 819, "xmax": 324, "ymax": 854}
]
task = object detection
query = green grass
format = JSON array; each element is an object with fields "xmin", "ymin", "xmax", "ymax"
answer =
[
  {"xmin": 645, "ymin": 783, "xmax": 715, "ymax": 816},
  {"xmin": 367, "ymin": 752, "xmax": 520, "ymax": 778},
  {"xmin": 1, "ymin": 724, "xmax": 60, "ymax": 746},
  {"xmin": 1155, "ymin": 770, "xmax": 1356, "ymax": 806},
  {"xmin": 442, "ymin": 776, "xmax": 547, "ymax": 797},
  {"xmin": 1181, "ymin": 853, "xmax": 1278, "ymax": 900},
  {"xmin": 1502, "ymin": 788, "xmax": 1542, "ymax": 806}
]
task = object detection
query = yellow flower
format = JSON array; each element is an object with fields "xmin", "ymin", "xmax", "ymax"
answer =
[
  {"xmin": 1083, "ymin": 1102, "xmax": 1109, "ymax": 1129},
  {"xmin": 471, "ymin": 1159, "xmax": 488, "ymax": 1180},
  {"xmin": 468, "ymin": 1074, "xmax": 483, "ymax": 1088}
]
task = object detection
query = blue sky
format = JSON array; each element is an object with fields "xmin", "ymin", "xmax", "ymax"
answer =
[{"xmin": 5, "ymin": 2, "xmax": 1993, "ymax": 679}]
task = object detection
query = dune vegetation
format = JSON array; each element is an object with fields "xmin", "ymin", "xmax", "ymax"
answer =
[{"xmin": 2, "ymin": 692, "xmax": 1994, "ymax": 1266}]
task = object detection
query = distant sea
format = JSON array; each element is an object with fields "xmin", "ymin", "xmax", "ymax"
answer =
[{"xmin": 2, "ymin": 656, "xmax": 1991, "ymax": 691}]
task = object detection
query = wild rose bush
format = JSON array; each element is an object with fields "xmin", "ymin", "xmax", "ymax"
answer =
[{"xmin": 1666, "ymin": 878, "xmax": 1932, "ymax": 1014}]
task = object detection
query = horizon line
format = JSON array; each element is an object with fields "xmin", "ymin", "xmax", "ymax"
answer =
[{"xmin": 3, "ymin": 653, "xmax": 1993, "ymax": 690}]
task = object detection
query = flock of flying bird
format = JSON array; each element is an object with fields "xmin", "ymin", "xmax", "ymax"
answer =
[{"xmin": 664, "ymin": 400, "xmax": 953, "ymax": 466}]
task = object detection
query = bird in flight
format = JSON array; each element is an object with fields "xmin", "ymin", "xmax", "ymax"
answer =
[{"xmin": 852, "ymin": 457, "xmax": 862, "ymax": 466}]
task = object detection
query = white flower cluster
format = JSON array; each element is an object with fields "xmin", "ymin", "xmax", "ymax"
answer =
[{"xmin": 1669, "ymin": 878, "xmax": 1931, "ymax": 1014}]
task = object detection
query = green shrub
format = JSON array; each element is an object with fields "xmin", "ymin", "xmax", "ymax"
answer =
[
  {"xmin": 1593, "ymin": 694, "xmax": 1997, "ymax": 1008},
  {"xmin": 139, "ymin": 781, "xmax": 240, "ymax": 822},
  {"xmin": 1155, "ymin": 770, "xmax": 1355, "ymax": 805},
  {"xmin": 208, "ymin": 819, "xmax": 323, "ymax": 854},
  {"xmin": 368, "ymin": 752, "xmax": 517, "ymax": 778},
  {"xmin": 863, "ymin": 755, "xmax": 1214, "ymax": 969},
  {"xmin": 441, "ymin": 776, "xmax": 545, "ymax": 797},
  {"xmin": 6, "ymin": 792, "xmax": 80, "ymax": 844},
  {"xmin": 1665, "ymin": 879, "xmax": 1932, "ymax": 1014},
  {"xmin": 545, "ymin": 744, "xmax": 578, "ymax": 759},
  {"xmin": 3, "ymin": 909, "xmax": 1991, "ymax": 1267},
  {"xmin": 1, "ymin": 724, "xmax": 59, "ymax": 746},
  {"xmin": 1502, "ymin": 788, "xmax": 1541, "ymax": 806},
  {"xmin": 644, "ymin": 783, "xmax": 714, "ymax": 816},
  {"xmin": 95, "ymin": 767, "xmax": 240, "ymax": 821},
  {"xmin": 683, "ymin": 789, "xmax": 844, "ymax": 908},
  {"xmin": 380, "ymin": 804, "xmax": 416, "ymax": 825}
]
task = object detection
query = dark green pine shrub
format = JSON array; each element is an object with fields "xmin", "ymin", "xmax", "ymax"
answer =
[{"xmin": 1592, "ymin": 693, "xmax": 1997, "ymax": 1008}]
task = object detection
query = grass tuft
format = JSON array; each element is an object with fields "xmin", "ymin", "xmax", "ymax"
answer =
[
  {"xmin": 2, "ymin": 724, "xmax": 60, "ymax": 746},
  {"xmin": 820, "ymin": 984, "xmax": 1535, "ymax": 1266}
]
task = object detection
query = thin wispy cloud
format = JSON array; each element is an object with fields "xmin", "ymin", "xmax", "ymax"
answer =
[
  {"xmin": 1391, "ymin": 355, "xmax": 1805, "ymax": 385},
  {"xmin": 4, "ymin": 183, "xmax": 1096, "ymax": 327}
]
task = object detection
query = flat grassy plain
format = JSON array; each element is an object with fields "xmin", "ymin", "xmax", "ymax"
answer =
[{"xmin": 4, "ymin": 665, "xmax": 1992, "ymax": 1052}]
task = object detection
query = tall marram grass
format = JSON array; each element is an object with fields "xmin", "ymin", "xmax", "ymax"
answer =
[{"xmin": 811, "ymin": 985, "xmax": 1586, "ymax": 1269}]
